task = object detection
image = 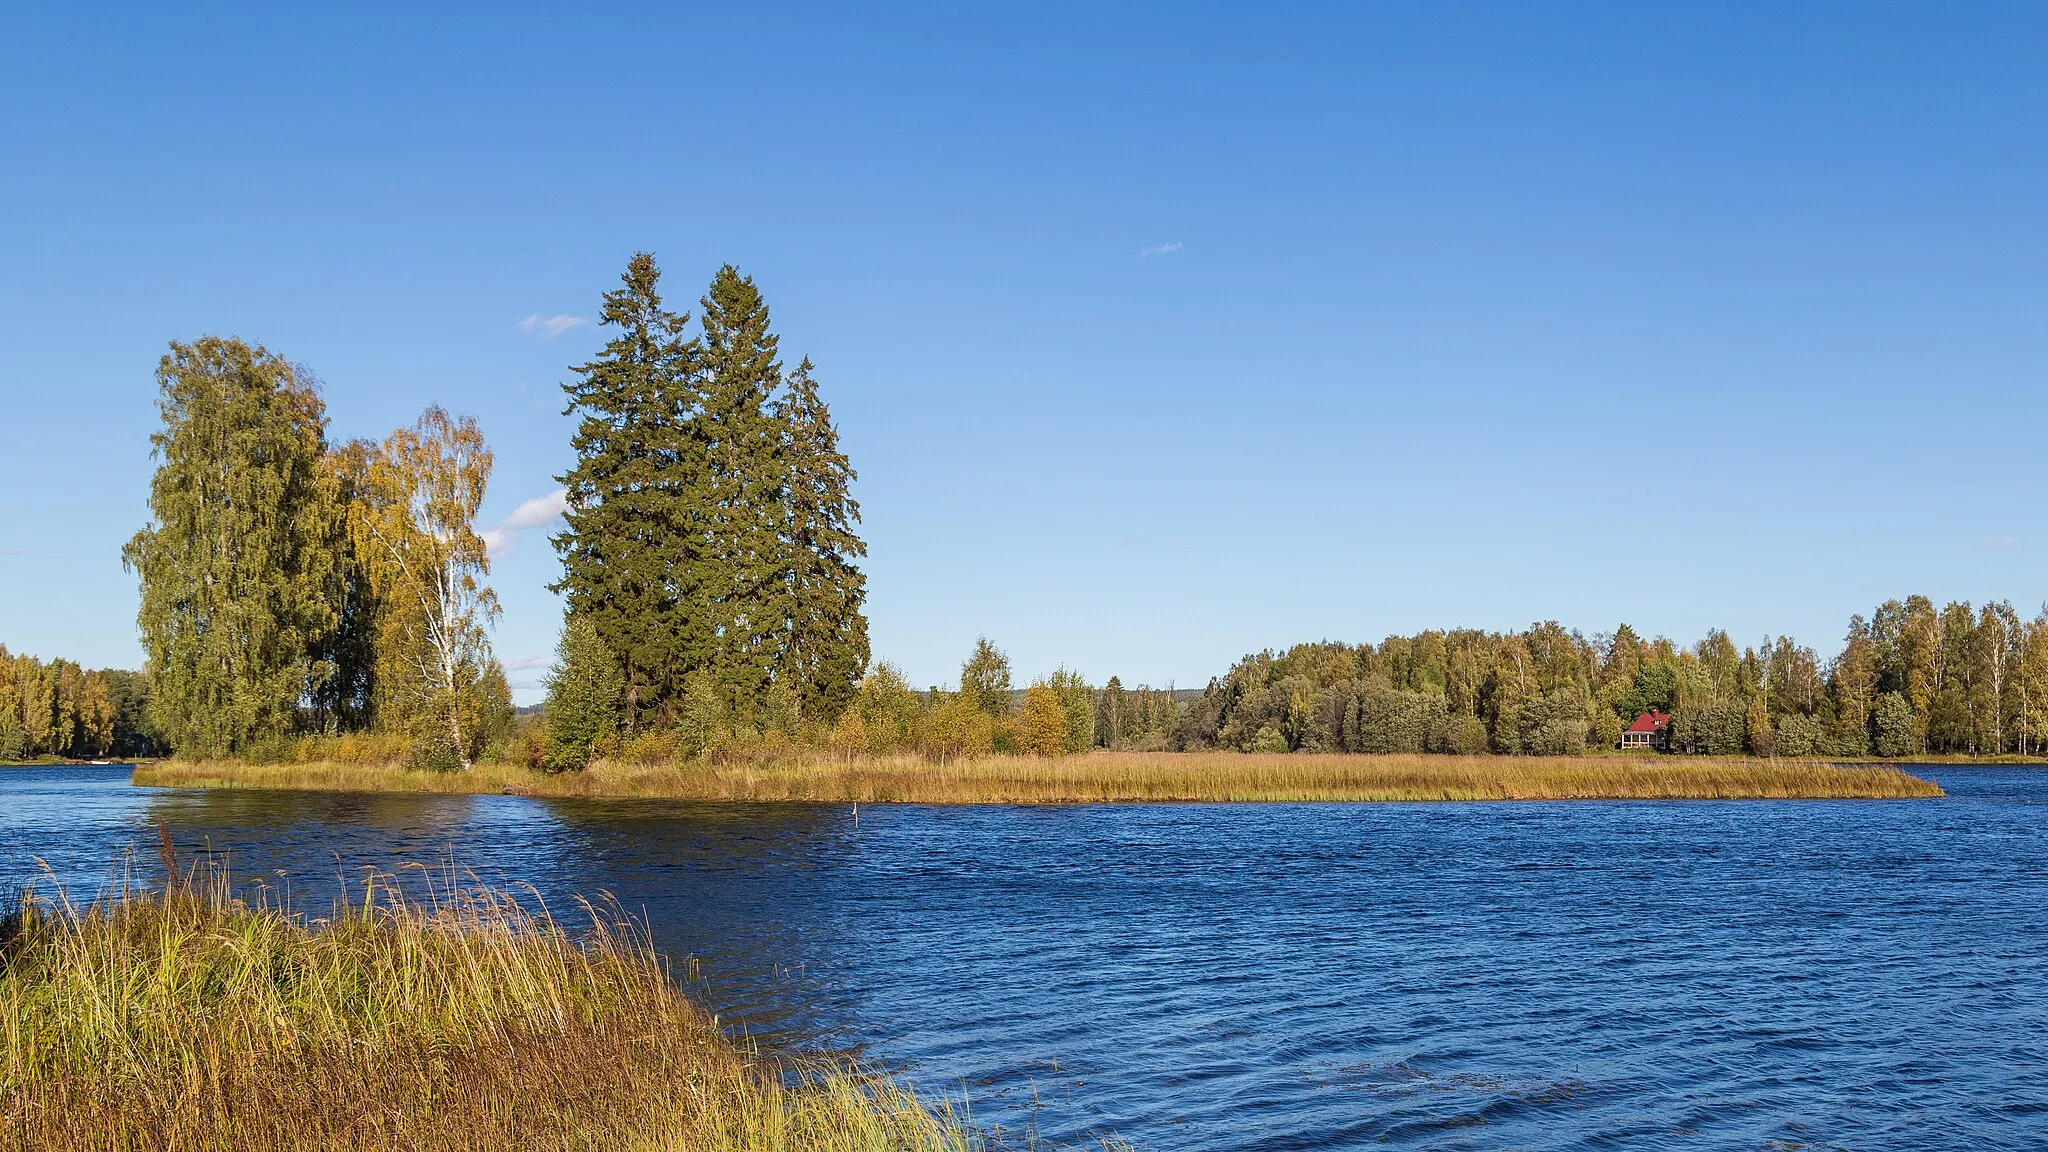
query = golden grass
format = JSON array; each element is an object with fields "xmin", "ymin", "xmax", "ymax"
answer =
[
  {"xmin": 134, "ymin": 750, "xmax": 1944, "ymax": 802},
  {"xmin": 0, "ymin": 860, "xmax": 1005, "ymax": 1152}
]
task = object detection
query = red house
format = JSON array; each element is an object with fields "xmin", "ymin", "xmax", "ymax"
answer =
[{"xmin": 1621, "ymin": 711, "xmax": 1670, "ymax": 751}]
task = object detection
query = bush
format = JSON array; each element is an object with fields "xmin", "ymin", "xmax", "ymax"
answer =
[
  {"xmin": 619, "ymin": 728, "xmax": 680, "ymax": 765},
  {"xmin": 406, "ymin": 741, "xmax": 463, "ymax": 774},
  {"xmin": 1249, "ymin": 725, "xmax": 1289, "ymax": 754}
]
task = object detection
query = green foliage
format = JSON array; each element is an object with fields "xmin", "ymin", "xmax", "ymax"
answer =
[
  {"xmin": 1874, "ymin": 691, "xmax": 1919, "ymax": 758},
  {"xmin": 1519, "ymin": 689, "xmax": 1591, "ymax": 756},
  {"xmin": 1745, "ymin": 693, "xmax": 1775, "ymax": 757},
  {"xmin": 351, "ymin": 406, "xmax": 502, "ymax": 768},
  {"xmin": 1181, "ymin": 593, "xmax": 2048, "ymax": 760},
  {"xmin": 1590, "ymin": 708, "xmax": 1624, "ymax": 752},
  {"xmin": 542, "ymin": 618, "xmax": 625, "ymax": 772},
  {"xmin": 773, "ymin": 358, "xmax": 871, "ymax": 719},
  {"xmin": 836, "ymin": 662, "xmax": 922, "ymax": 754},
  {"xmin": 551, "ymin": 253, "xmax": 703, "ymax": 730},
  {"xmin": 0, "ymin": 649, "xmax": 126, "ymax": 761},
  {"xmin": 959, "ymin": 637, "xmax": 1012, "ymax": 717},
  {"xmin": 1092, "ymin": 676, "xmax": 1183, "ymax": 750},
  {"xmin": 1774, "ymin": 712, "xmax": 1826, "ymax": 758},
  {"xmin": 1616, "ymin": 662, "xmax": 1679, "ymax": 719},
  {"xmin": 124, "ymin": 337, "xmax": 345, "ymax": 757},
  {"xmin": 1249, "ymin": 725, "xmax": 1289, "ymax": 754},
  {"xmin": 551, "ymin": 255, "xmax": 869, "ymax": 733},
  {"xmin": 1045, "ymin": 668, "xmax": 1094, "ymax": 753},
  {"xmin": 1016, "ymin": 685, "xmax": 1070, "ymax": 756}
]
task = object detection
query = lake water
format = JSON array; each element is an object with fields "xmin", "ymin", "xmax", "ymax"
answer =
[{"xmin": 5, "ymin": 764, "xmax": 2046, "ymax": 1150}]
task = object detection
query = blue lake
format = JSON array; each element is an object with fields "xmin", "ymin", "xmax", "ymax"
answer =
[{"xmin": 4, "ymin": 764, "xmax": 2045, "ymax": 1150}]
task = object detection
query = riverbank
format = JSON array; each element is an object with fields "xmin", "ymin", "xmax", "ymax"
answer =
[
  {"xmin": 0, "ymin": 867, "xmax": 980, "ymax": 1152},
  {"xmin": 131, "ymin": 751, "xmax": 1945, "ymax": 802}
]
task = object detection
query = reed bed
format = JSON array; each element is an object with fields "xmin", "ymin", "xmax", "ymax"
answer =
[
  {"xmin": 134, "ymin": 751, "xmax": 1944, "ymax": 802},
  {"xmin": 0, "ymin": 857, "xmax": 988, "ymax": 1151}
]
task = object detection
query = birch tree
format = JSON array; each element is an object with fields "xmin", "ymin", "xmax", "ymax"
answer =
[
  {"xmin": 352, "ymin": 407, "xmax": 502, "ymax": 768},
  {"xmin": 124, "ymin": 337, "xmax": 343, "ymax": 756}
]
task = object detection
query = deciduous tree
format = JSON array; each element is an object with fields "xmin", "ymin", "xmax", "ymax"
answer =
[
  {"xmin": 350, "ymin": 407, "xmax": 502, "ymax": 768},
  {"xmin": 124, "ymin": 337, "xmax": 343, "ymax": 756}
]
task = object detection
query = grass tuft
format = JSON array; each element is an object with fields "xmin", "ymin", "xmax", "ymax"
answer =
[{"xmin": 0, "ymin": 863, "xmax": 996, "ymax": 1151}]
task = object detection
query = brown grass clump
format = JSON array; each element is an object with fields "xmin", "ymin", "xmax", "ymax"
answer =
[
  {"xmin": 134, "ymin": 750, "xmax": 1944, "ymax": 803},
  {"xmin": 0, "ymin": 862, "xmax": 986, "ymax": 1152}
]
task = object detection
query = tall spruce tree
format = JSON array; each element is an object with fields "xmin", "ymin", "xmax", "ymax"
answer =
[
  {"xmin": 772, "ymin": 356, "xmax": 870, "ymax": 717},
  {"xmin": 124, "ymin": 337, "xmax": 344, "ymax": 755},
  {"xmin": 552, "ymin": 254, "xmax": 702, "ymax": 731},
  {"xmin": 554, "ymin": 256, "xmax": 871, "ymax": 731},
  {"xmin": 693, "ymin": 265, "xmax": 790, "ymax": 710}
]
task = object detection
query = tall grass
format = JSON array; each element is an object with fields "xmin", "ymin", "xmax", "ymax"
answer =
[
  {"xmin": 0, "ymin": 856, "xmax": 990, "ymax": 1151},
  {"xmin": 134, "ymin": 750, "xmax": 1945, "ymax": 802}
]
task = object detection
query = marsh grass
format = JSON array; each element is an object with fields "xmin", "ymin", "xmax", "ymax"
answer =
[
  {"xmin": 0, "ymin": 857, "xmax": 991, "ymax": 1152},
  {"xmin": 135, "ymin": 750, "xmax": 1944, "ymax": 803}
]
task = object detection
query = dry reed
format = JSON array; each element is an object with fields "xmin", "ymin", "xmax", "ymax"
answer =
[
  {"xmin": 0, "ymin": 858, "xmax": 993, "ymax": 1151},
  {"xmin": 134, "ymin": 750, "xmax": 1945, "ymax": 803}
]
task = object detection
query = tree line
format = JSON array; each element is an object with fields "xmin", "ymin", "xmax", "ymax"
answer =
[
  {"xmin": 124, "ymin": 338, "xmax": 511, "ymax": 766},
  {"xmin": 1163, "ymin": 596, "xmax": 2048, "ymax": 757},
  {"xmin": 0, "ymin": 648, "xmax": 157, "ymax": 761}
]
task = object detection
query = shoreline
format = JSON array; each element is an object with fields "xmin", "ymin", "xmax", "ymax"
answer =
[{"xmin": 131, "ymin": 751, "xmax": 1946, "ymax": 802}]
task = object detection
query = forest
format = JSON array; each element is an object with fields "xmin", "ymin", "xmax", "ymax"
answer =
[
  {"xmin": 1164, "ymin": 599, "xmax": 2048, "ymax": 758},
  {"xmin": 0, "ymin": 648, "xmax": 154, "ymax": 760}
]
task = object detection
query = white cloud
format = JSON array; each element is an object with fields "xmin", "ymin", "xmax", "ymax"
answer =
[
  {"xmin": 505, "ymin": 654, "xmax": 554, "ymax": 672},
  {"xmin": 482, "ymin": 488, "xmax": 568, "ymax": 558},
  {"xmin": 1139, "ymin": 241, "xmax": 1183, "ymax": 258},
  {"xmin": 1976, "ymin": 535, "xmax": 2016, "ymax": 550},
  {"xmin": 517, "ymin": 313, "xmax": 591, "ymax": 339}
]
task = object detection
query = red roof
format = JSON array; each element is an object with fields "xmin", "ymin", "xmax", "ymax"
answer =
[{"xmin": 1626, "ymin": 711, "xmax": 1671, "ymax": 734}]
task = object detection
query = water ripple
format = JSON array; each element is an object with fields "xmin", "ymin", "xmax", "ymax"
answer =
[{"xmin": 6, "ymin": 764, "xmax": 2048, "ymax": 1149}]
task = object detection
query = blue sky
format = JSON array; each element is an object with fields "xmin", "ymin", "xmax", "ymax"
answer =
[{"xmin": 4, "ymin": 3, "xmax": 2046, "ymax": 701}]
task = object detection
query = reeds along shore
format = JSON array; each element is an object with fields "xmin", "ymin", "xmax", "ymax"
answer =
[
  {"xmin": 0, "ymin": 861, "xmax": 987, "ymax": 1152},
  {"xmin": 132, "ymin": 751, "xmax": 1946, "ymax": 802}
]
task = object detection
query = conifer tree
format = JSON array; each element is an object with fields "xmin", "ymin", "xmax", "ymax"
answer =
[
  {"xmin": 772, "ymin": 356, "xmax": 869, "ymax": 718},
  {"xmin": 552, "ymin": 254, "xmax": 702, "ymax": 730},
  {"xmin": 693, "ymin": 265, "xmax": 790, "ymax": 709},
  {"xmin": 554, "ymin": 255, "xmax": 870, "ymax": 731},
  {"xmin": 543, "ymin": 616, "xmax": 625, "ymax": 772},
  {"xmin": 124, "ymin": 337, "xmax": 344, "ymax": 756}
]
